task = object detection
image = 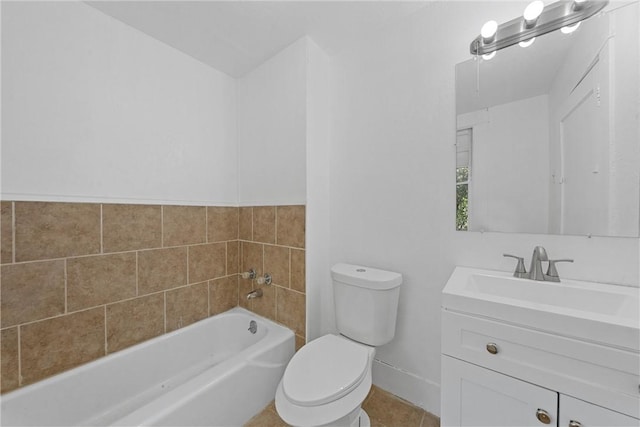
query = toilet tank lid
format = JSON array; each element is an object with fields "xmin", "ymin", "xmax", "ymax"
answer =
[{"xmin": 331, "ymin": 263, "xmax": 402, "ymax": 290}]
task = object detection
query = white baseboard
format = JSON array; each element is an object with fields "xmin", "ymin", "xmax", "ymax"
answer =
[{"xmin": 371, "ymin": 358, "xmax": 441, "ymax": 417}]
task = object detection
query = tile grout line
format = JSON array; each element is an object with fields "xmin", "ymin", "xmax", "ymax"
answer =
[
  {"xmin": 103, "ymin": 306, "xmax": 108, "ymax": 355},
  {"xmin": 17, "ymin": 325, "xmax": 22, "ymax": 387},
  {"xmin": 160, "ymin": 206, "xmax": 164, "ymax": 248},
  {"xmin": 163, "ymin": 291, "xmax": 167, "ymax": 333},
  {"xmin": 135, "ymin": 251, "xmax": 139, "ymax": 296},
  {"xmin": 12, "ymin": 201, "xmax": 16, "ymax": 263},
  {"xmin": 205, "ymin": 207, "xmax": 208, "ymax": 244},
  {"xmin": 63, "ymin": 259, "xmax": 68, "ymax": 313},
  {"xmin": 275, "ymin": 206, "xmax": 278, "ymax": 245},
  {"xmin": 100, "ymin": 204, "xmax": 104, "ymax": 254}
]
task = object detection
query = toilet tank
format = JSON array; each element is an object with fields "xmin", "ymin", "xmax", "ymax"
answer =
[{"xmin": 331, "ymin": 263, "xmax": 402, "ymax": 346}]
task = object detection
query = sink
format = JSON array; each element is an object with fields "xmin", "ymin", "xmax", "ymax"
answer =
[{"xmin": 442, "ymin": 267, "xmax": 640, "ymax": 351}]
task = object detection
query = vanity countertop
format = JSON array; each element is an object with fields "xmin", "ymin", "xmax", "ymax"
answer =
[{"xmin": 442, "ymin": 267, "xmax": 639, "ymax": 351}]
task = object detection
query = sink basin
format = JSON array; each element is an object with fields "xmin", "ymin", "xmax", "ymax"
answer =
[{"xmin": 442, "ymin": 267, "xmax": 640, "ymax": 351}]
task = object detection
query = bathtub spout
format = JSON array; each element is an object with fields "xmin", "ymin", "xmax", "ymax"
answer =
[{"xmin": 246, "ymin": 289, "xmax": 263, "ymax": 300}]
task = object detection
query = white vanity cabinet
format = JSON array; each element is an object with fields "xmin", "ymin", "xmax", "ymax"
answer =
[
  {"xmin": 442, "ymin": 356, "xmax": 639, "ymax": 427},
  {"xmin": 440, "ymin": 309, "xmax": 640, "ymax": 427}
]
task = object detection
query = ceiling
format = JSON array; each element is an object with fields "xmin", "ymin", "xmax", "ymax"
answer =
[{"xmin": 87, "ymin": 1, "xmax": 430, "ymax": 77}]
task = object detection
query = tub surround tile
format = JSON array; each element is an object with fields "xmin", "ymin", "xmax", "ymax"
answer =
[
  {"xmin": 106, "ymin": 293, "xmax": 164, "ymax": 354},
  {"xmin": 67, "ymin": 253, "xmax": 137, "ymax": 312},
  {"xmin": 207, "ymin": 207, "xmax": 239, "ymax": 242},
  {"xmin": 163, "ymin": 206, "xmax": 206, "ymax": 247},
  {"xmin": 253, "ymin": 206, "xmax": 276, "ymax": 244},
  {"xmin": 276, "ymin": 206, "xmax": 305, "ymax": 248},
  {"xmin": 276, "ymin": 288, "xmax": 305, "ymax": 337},
  {"xmin": 102, "ymin": 204, "xmax": 161, "ymax": 253},
  {"xmin": 290, "ymin": 249, "xmax": 305, "ymax": 292},
  {"xmin": 209, "ymin": 276, "xmax": 239, "ymax": 316},
  {"xmin": 294, "ymin": 334, "xmax": 305, "ymax": 352},
  {"xmin": 1, "ymin": 327, "xmax": 19, "ymax": 393},
  {"xmin": 1, "ymin": 202, "xmax": 13, "ymax": 264},
  {"xmin": 264, "ymin": 245, "xmax": 289, "ymax": 287},
  {"xmin": 20, "ymin": 308, "xmax": 105, "ymax": 385},
  {"xmin": 239, "ymin": 207, "xmax": 253, "ymax": 241},
  {"xmin": 14, "ymin": 202, "xmax": 100, "ymax": 262},
  {"xmin": 1, "ymin": 260, "xmax": 65, "ymax": 328},
  {"xmin": 227, "ymin": 240, "xmax": 239, "ymax": 275},
  {"xmin": 165, "ymin": 282, "xmax": 209, "ymax": 332},
  {"xmin": 188, "ymin": 243, "xmax": 226, "ymax": 283},
  {"xmin": 250, "ymin": 284, "xmax": 276, "ymax": 321},
  {"xmin": 1, "ymin": 201, "xmax": 305, "ymax": 396},
  {"xmin": 241, "ymin": 242, "xmax": 264, "ymax": 276},
  {"xmin": 421, "ymin": 412, "xmax": 441, "ymax": 427},
  {"xmin": 138, "ymin": 247, "xmax": 188, "ymax": 295},
  {"xmin": 238, "ymin": 277, "xmax": 253, "ymax": 310}
]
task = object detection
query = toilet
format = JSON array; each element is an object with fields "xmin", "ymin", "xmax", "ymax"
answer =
[{"xmin": 275, "ymin": 263, "xmax": 402, "ymax": 427}]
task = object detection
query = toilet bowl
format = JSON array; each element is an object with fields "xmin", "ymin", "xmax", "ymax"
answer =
[
  {"xmin": 275, "ymin": 334, "xmax": 375, "ymax": 426},
  {"xmin": 275, "ymin": 263, "xmax": 402, "ymax": 427}
]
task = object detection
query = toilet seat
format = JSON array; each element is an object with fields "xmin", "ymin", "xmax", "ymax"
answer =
[{"xmin": 282, "ymin": 334, "xmax": 370, "ymax": 407}]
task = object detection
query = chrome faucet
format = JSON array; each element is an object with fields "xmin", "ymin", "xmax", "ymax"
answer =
[
  {"xmin": 246, "ymin": 289, "xmax": 263, "ymax": 300},
  {"xmin": 504, "ymin": 246, "xmax": 574, "ymax": 282},
  {"xmin": 528, "ymin": 246, "xmax": 548, "ymax": 281}
]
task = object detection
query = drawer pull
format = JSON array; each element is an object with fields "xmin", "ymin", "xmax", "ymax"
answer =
[
  {"xmin": 568, "ymin": 421, "xmax": 582, "ymax": 427},
  {"xmin": 486, "ymin": 342, "xmax": 499, "ymax": 354},
  {"xmin": 536, "ymin": 409, "xmax": 551, "ymax": 424}
]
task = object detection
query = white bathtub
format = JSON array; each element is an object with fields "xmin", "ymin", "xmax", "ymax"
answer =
[{"xmin": 1, "ymin": 307, "xmax": 294, "ymax": 426}]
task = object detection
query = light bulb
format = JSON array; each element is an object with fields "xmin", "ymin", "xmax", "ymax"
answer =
[
  {"xmin": 482, "ymin": 51, "xmax": 497, "ymax": 61},
  {"xmin": 519, "ymin": 37, "xmax": 536, "ymax": 47},
  {"xmin": 481, "ymin": 20, "xmax": 498, "ymax": 43},
  {"xmin": 573, "ymin": 0, "xmax": 586, "ymax": 10},
  {"xmin": 561, "ymin": 22, "xmax": 581, "ymax": 34},
  {"xmin": 523, "ymin": 1, "xmax": 544, "ymax": 27}
]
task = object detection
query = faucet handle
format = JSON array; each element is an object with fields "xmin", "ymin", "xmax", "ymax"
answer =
[
  {"xmin": 503, "ymin": 254, "xmax": 527, "ymax": 278},
  {"xmin": 546, "ymin": 259, "xmax": 574, "ymax": 282}
]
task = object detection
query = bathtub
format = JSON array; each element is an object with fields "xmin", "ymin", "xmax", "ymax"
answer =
[{"xmin": 1, "ymin": 307, "xmax": 294, "ymax": 426}]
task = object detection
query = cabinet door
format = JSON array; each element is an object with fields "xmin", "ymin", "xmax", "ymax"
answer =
[
  {"xmin": 559, "ymin": 395, "xmax": 640, "ymax": 427},
  {"xmin": 441, "ymin": 356, "xmax": 558, "ymax": 427}
]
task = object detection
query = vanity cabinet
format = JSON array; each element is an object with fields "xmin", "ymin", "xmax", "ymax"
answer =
[
  {"xmin": 442, "ymin": 356, "xmax": 639, "ymax": 427},
  {"xmin": 441, "ymin": 310, "xmax": 640, "ymax": 427}
]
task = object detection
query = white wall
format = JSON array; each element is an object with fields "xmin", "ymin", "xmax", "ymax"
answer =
[
  {"xmin": 1, "ymin": 1, "xmax": 237, "ymax": 206},
  {"xmin": 327, "ymin": 0, "xmax": 639, "ymax": 416},
  {"xmin": 463, "ymin": 95, "xmax": 549, "ymax": 234},
  {"xmin": 305, "ymin": 38, "xmax": 331, "ymax": 342},
  {"xmin": 237, "ymin": 38, "xmax": 307, "ymax": 206}
]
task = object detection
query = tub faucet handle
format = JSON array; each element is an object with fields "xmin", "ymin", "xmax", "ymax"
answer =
[
  {"xmin": 241, "ymin": 269, "xmax": 257, "ymax": 280},
  {"xmin": 503, "ymin": 254, "xmax": 527, "ymax": 278}
]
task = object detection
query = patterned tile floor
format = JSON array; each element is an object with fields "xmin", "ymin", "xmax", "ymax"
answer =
[{"xmin": 245, "ymin": 385, "xmax": 440, "ymax": 427}]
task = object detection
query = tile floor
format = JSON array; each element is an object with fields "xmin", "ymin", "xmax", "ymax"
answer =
[{"xmin": 244, "ymin": 385, "xmax": 440, "ymax": 427}]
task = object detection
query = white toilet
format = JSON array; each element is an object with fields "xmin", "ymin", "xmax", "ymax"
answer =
[{"xmin": 275, "ymin": 263, "xmax": 402, "ymax": 427}]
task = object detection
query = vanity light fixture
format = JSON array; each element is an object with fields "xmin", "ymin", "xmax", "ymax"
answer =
[
  {"xmin": 523, "ymin": 0, "xmax": 545, "ymax": 28},
  {"xmin": 470, "ymin": 0, "xmax": 608, "ymax": 56}
]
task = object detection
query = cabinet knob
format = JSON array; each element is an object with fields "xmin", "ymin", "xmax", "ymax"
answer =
[
  {"xmin": 486, "ymin": 342, "xmax": 499, "ymax": 354},
  {"xmin": 535, "ymin": 408, "xmax": 552, "ymax": 424},
  {"xmin": 568, "ymin": 421, "xmax": 582, "ymax": 427}
]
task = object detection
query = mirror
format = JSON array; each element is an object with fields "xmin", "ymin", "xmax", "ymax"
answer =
[{"xmin": 455, "ymin": 2, "xmax": 639, "ymax": 237}]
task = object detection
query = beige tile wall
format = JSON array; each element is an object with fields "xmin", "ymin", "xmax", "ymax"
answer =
[
  {"xmin": 237, "ymin": 206, "xmax": 306, "ymax": 351},
  {"xmin": 0, "ymin": 201, "xmax": 306, "ymax": 394}
]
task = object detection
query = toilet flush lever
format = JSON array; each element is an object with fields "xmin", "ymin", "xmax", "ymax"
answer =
[{"xmin": 503, "ymin": 254, "xmax": 527, "ymax": 278}]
